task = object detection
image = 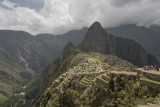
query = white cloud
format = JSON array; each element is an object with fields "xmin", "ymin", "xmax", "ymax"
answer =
[
  {"xmin": 1, "ymin": 0, "xmax": 16, "ymax": 8},
  {"xmin": 0, "ymin": 0, "xmax": 160, "ymax": 35}
]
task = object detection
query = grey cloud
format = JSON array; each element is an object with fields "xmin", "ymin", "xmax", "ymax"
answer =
[
  {"xmin": 109, "ymin": 0, "xmax": 142, "ymax": 7},
  {"xmin": 0, "ymin": 0, "xmax": 160, "ymax": 35}
]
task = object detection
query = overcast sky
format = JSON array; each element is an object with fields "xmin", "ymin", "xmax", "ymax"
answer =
[{"xmin": 0, "ymin": 0, "xmax": 160, "ymax": 35}]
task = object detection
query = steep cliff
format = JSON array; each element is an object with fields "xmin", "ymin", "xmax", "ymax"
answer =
[{"xmin": 107, "ymin": 24, "xmax": 160, "ymax": 60}]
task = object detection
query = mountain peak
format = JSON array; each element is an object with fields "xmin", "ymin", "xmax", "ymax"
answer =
[
  {"xmin": 90, "ymin": 21, "xmax": 103, "ymax": 30},
  {"xmin": 60, "ymin": 42, "xmax": 80, "ymax": 62},
  {"xmin": 79, "ymin": 21, "xmax": 109, "ymax": 53},
  {"xmin": 85, "ymin": 21, "xmax": 107, "ymax": 38},
  {"xmin": 62, "ymin": 42, "xmax": 76, "ymax": 58},
  {"xmin": 65, "ymin": 42, "xmax": 75, "ymax": 48},
  {"xmin": 91, "ymin": 21, "xmax": 102, "ymax": 26}
]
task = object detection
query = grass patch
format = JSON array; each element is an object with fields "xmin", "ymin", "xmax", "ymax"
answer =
[
  {"xmin": 88, "ymin": 58, "xmax": 101, "ymax": 63},
  {"xmin": 111, "ymin": 71, "xmax": 137, "ymax": 76},
  {"xmin": 0, "ymin": 94, "xmax": 8, "ymax": 104}
]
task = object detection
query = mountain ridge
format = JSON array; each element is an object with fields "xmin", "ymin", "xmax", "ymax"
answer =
[
  {"xmin": 107, "ymin": 24, "xmax": 160, "ymax": 60},
  {"xmin": 0, "ymin": 28, "xmax": 87, "ymax": 104}
]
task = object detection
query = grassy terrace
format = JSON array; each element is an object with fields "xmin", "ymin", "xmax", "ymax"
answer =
[
  {"xmin": 138, "ymin": 68, "xmax": 160, "ymax": 75},
  {"xmin": 83, "ymin": 78, "xmax": 93, "ymax": 83},
  {"xmin": 88, "ymin": 58, "xmax": 101, "ymax": 63},
  {"xmin": 111, "ymin": 71, "xmax": 137, "ymax": 76},
  {"xmin": 81, "ymin": 79, "xmax": 92, "ymax": 85},
  {"xmin": 140, "ymin": 78, "xmax": 160, "ymax": 84},
  {"xmin": 79, "ymin": 81, "xmax": 90, "ymax": 87}
]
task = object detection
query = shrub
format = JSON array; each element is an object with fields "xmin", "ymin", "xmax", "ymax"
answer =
[{"xmin": 63, "ymin": 89, "xmax": 80, "ymax": 107}]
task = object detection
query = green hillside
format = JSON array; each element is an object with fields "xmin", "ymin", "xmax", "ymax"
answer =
[{"xmin": 0, "ymin": 28, "xmax": 87, "ymax": 104}]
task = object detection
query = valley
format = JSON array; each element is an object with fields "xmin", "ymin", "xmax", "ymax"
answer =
[{"xmin": 0, "ymin": 28, "xmax": 87, "ymax": 104}]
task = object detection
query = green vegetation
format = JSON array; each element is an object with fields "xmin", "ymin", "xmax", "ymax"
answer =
[
  {"xmin": 88, "ymin": 58, "xmax": 101, "ymax": 63},
  {"xmin": 0, "ymin": 28, "xmax": 87, "ymax": 106},
  {"xmin": 0, "ymin": 58, "xmax": 32, "ymax": 105},
  {"xmin": 140, "ymin": 78, "xmax": 160, "ymax": 84},
  {"xmin": 112, "ymin": 71, "xmax": 137, "ymax": 76},
  {"xmin": 63, "ymin": 89, "xmax": 80, "ymax": 107},
  {"xmin": 0, "ymin": 94, "xmax": 8, "ymax": 104}
]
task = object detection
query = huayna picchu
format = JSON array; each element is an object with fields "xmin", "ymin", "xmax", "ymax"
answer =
[
  {"xmin": 79, "ymin": 22, "xmax": 159, "ymax": 67},
  {"xmin": 17, "ymin": 22, "xmax": 160, "ymax": 107}
]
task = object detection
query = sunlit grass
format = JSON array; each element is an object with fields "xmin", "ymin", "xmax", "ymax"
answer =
[{"xmin": 88, "ymin": 58, "xmax": 101, "ymax": 63}]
